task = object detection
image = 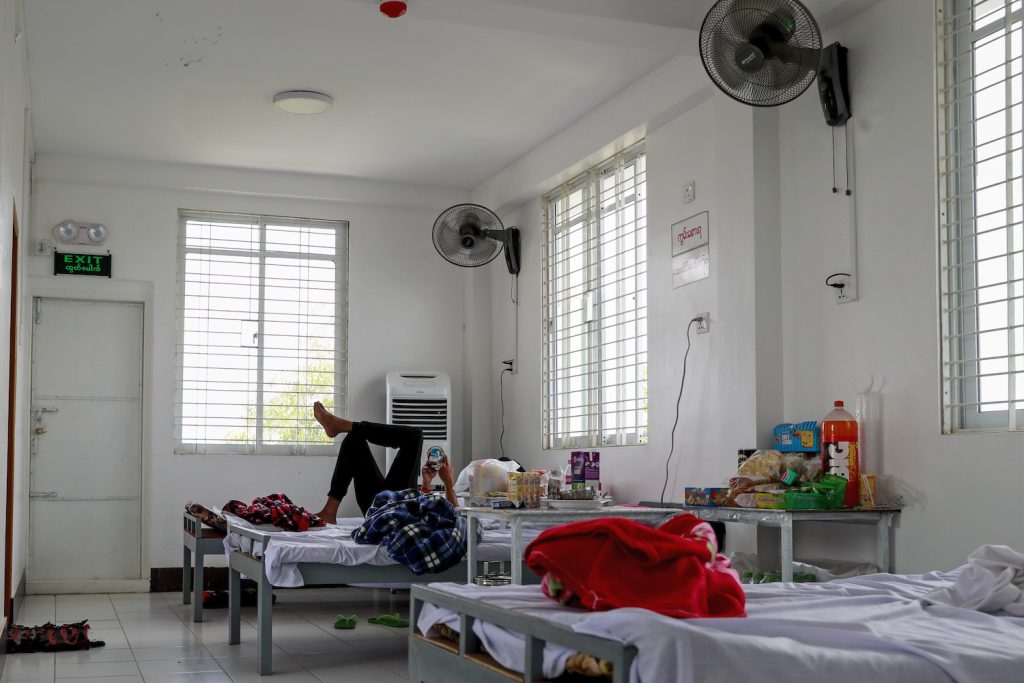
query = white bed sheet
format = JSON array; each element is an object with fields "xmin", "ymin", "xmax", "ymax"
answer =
[
  {"xmin": 224, "ymin": 514, "xmax": 523, "ymax": 587},
  {"xmin": 417, "ymin": 568, "xmax": 1024, "ymax": 683}
]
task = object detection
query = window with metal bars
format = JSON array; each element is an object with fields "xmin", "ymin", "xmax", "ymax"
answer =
[
  {"xmin": 542, "ymin": 143, "xmax": 647, "ymax": 449},
  {"xmin": 175, "ymin": 210, "xmax": 348, "ymax": 454},
  {"xmin": 939, "ymin": 0, "xmax": 1024, "ymax": 431}
]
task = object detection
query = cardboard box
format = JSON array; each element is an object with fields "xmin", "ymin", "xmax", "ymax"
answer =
[{"xmin": 684, "ymin": 487, "xmax": 728, "ymax": 507}]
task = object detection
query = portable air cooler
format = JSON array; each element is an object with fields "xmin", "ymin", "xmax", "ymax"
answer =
[{"xmin": 385, "ymin": 371, "xmax": 451, "ymax": 474}]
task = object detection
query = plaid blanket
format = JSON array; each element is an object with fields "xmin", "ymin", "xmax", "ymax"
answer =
[
  {"xmin": 222, "ymin": 493, "xmax": 326, "ymax": 532},
  {"xmin": 352, "ymin": 489, "xmax": 466, "ymax": 575}
]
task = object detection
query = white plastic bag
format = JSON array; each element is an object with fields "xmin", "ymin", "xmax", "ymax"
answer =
[{"xmin": 455, "ymin": 458, "xmax": 523, "ymax": 497}]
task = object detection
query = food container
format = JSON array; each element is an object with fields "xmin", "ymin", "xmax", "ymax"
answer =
[{"xmin": 473, "ymin": 573, "xmax": 512, "ymax": 586}]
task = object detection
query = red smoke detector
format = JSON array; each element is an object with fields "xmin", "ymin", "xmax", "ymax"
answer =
[{"xmin": 380, "ymin": 1, "xmax": 407, "ymax": 18}]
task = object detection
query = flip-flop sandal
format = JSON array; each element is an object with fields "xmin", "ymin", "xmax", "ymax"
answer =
[
  {"xmin": 368, "ymin": 613, "xmax": 408, "ymax": 628},
  {"xmin": 333, "ymin": 614, "xmax": 358, "ymax": 629}
]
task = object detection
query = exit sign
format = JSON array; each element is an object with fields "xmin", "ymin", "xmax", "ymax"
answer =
[{"xmin": 53, "ymin": 251, "xmax": 112, "ymax": 278}]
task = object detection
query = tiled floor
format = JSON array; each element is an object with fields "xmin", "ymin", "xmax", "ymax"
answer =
[{"xmin": 1, "ymin": 587, "xmax": 412, "ymax": 682}]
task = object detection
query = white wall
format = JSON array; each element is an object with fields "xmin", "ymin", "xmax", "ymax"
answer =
[
  {"xmin": 0, "ymin": 0, "xmax": 32, "ymax": 606},
  {"xmin": 780, "ymin": 0, "xmax": 1024, "ymax": 570},
  {"xmin": 27, "ymin": 156, "xmax": 470, "ymax": 570},
  {"xmin": 480, "ymin": 0, "xmax": 1024, "ymax": 572}
]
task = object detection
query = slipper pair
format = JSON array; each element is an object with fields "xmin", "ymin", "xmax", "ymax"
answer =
[{"xmin": 332, "ymin": 612, "xmax": 409, "ymax": 630}]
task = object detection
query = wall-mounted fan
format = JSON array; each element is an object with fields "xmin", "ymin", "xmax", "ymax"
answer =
[
  {"xmin": 432, "ymin": 203, "xmax": 521, "ymax": 275},
  {"xmin": 700, "ymin": 0, "xmax": 850, "ymax": 126}
]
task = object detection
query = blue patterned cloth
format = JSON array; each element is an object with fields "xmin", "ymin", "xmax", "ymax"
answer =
[{"xmin": 351, "ymin": 489, "xmax": 467, "ymax": 575}]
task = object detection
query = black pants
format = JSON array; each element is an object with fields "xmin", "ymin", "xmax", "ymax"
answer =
[{"xmin": 328, "ymin": 421, "xmax": 424, "ymax": 515}]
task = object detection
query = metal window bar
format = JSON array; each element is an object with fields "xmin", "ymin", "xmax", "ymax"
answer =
[
  {"xmin": 175, "ymin": 210, "xmax": 348, "ymax": 453},
  {"xmin": 938, "ymin": 0, "xmax": 1024, "ymax": 431},
  {"xmin": 542, "ymin": 143, "xmax": 647, "ymax": 449}
]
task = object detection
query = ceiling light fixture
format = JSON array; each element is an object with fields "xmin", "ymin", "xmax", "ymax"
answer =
[
  {"xmin": 380, "ymin": 1, "xmax": 407, "ymax": 18},
  {"xmin": 272, "ymin": 90, "xmax": 334, "ymax": 115}
]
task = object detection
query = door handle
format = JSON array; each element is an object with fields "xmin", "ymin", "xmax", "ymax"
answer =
[{"xmin": 29, "ymin": 491, "xmax": 58, "ymax": 498}]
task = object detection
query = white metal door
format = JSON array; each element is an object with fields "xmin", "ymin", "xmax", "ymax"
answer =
[{"xmin": 29, "ymin": 298, "xmax": 144, "ymax": 592}]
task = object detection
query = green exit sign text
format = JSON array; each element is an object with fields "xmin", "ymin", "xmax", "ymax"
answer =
[{"xmin": 53, "ymin": 251, "xmax": 112, "ymax": 278}]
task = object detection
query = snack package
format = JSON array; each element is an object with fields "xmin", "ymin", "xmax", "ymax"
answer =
[{"xmin": 736, "ymin": 450, "xmax": 784, "ymax": 480}]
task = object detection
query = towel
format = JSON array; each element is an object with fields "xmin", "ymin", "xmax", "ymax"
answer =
[{"xmin": 922, "ymin": 544, "xmax": 1024, "ymax": 615}]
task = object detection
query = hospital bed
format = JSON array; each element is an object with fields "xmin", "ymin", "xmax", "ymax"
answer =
[
  {"xmin": 223, "ymin": 513, "xmax": 524, "ymax": 675},
  {"xmin": 410, "ymin": 567, "xmax": 1024, "ymax": 683},
  {"xmin": 182, "ymin": 510, "xmax": 227, "ymax": 622}
]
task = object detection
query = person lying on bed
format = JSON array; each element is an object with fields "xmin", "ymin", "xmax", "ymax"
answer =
[{"xmin": 311, "ymin": 401, "xmax": 457, "ymax": 523}]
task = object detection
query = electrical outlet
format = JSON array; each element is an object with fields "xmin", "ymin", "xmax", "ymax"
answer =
[
  {"xmin": 695, "ymin": 312, "xmax": 710, "ymax": 334},
  {"xmin": 682, "ymin": 180, "xmax": 696, "ymax": 204}
]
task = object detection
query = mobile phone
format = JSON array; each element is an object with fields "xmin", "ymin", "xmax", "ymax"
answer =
[{"xmin": 426, "ymin": 446, "xmax": 445, "ymax": 471}]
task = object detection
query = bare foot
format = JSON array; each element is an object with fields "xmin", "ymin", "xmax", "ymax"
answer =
[
  {"xmin": 313, "ymin": 508, "xmax": 337, "ymax": 525},
  {"xmin": 313, "ymin": 401, "xmax": 352, "ymax": 438},
  {"xmin": 314, "ymin": 496, "xmax": 341, "ymax": 525}
]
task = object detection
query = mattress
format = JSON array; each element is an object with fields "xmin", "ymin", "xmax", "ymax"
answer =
[
  {"xmin": 416, "ymin": 568, "xmax": 1024, "ymax": 683},
  {"xmin": 224, "ymin": 514, "xmax": 524, "ymax": 587}
]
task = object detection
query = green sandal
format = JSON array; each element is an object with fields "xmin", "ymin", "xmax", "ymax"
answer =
[
  {"xmin": 333, "ymin": 614, "xmax": 358, "ymax": 629},
  {"xmin": 368, "ymin": 612, "xmax": 408, "ymax": 628}
]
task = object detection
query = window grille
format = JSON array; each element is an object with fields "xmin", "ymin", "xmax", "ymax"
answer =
[
  {"xmin": 175, "ymin": 210, "xmax": 348, "ymax": 454},
  {"xmin": 939, "ymin": 0, "xmax": 1024, "ymax": 431},
  {"xmin": 542, "ymin": 142, "xmax": 647, "ymax": 448}
]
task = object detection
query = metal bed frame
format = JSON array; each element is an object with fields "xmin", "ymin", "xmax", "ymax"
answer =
[
  {"xmin": 182, "ymin": 511, "xmax": 227, "ymax": 623},
  {"xmin": 409, "ymin": 583, "xmax": 635, "ymax": 683},
  {"xmin": 226, "ymin": 521, "xmax": 496, "ymax": 675}
]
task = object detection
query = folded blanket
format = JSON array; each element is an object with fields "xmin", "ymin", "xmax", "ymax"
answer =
[
  {"xmin": 222, "ymin": 493, "xmax": 326, "ymax": 532},
  {"xmin": 524, "ymin": 514, "xmax": 745, "ymax": 619},
  {"xmin": 922, "ymin": 544, "xmax": 1024, "ymax": 615},
  {"xmin": 352, "ymin": 488, "xmax": 466, "ymax": 575}
]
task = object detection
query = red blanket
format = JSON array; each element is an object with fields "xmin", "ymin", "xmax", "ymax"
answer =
[{"xmin": 524, "ymin": 514, "xmax": 745, "ymax": 618}]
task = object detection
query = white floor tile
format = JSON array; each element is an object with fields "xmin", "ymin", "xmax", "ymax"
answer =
[
  {"xmin": 136, "ymin": 657, "xmax": 222, "ymax": 676},
  {"xmin": 129, "ymin": 644, "xmax": 213, "ymax": 662},
  {"xmin": 53, "ymin": 658, "xmax": 141, "ymax": 679},
  {"xmin": 0, "ymin": 652, "xmax": 54, "ymax": 681},
  {"xmin": 56, "ymin": 676, "xmax": 144, "ymax": 683}
]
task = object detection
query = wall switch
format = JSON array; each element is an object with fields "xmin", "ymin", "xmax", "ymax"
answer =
[
  {"xmin": 682, "ymin": 180, "xmax": 696, "ymax": 204},
  {"xmin": 695, "ymin": 312, "xmax": 710, "ymax": 334}
]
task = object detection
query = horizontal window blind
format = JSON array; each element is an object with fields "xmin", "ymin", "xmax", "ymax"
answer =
[
  {"xmin": 542, "ymin": 142, "xmax": 647, "ymax": 449},
  {"xmin": 176, "ymin": 210, "xmax": 348, "ymax": 454},
  {"xmin": 938, "ymin": 0, "xmax": 1024, "ymax": 431}
]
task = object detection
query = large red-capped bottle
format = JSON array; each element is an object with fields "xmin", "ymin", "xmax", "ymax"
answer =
[{"xmin": 821, "ymin": 400, "xmax": 859, "ymax": 507}]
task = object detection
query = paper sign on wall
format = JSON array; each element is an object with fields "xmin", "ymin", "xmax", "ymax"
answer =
[
  {"xmin": 672, "ymin": 211, "xmax": 709, "ymax": 256},
  {"xmin": 672, "ymin": 244, "xmax": 710, "ymax": 288},
  {"xmin": 671, "ymin": 211, "xmax": 710, "ymax": 288}
]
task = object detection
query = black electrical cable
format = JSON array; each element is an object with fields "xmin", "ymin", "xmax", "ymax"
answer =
[
  {"xmin": 660, "ymin": 317, "xmax": 700, "ymax": 504},
  {"xmin": 831, "ymin": 127, "xmax": 838, "ymax": 194},
  {"xmin": 498, "ymin": 365, "xmax": 512, "ymax": 458}
]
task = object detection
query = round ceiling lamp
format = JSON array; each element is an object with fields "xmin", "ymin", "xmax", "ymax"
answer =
[
  {"xmin": 380, "ymin": 1, "xmax": 407, "ymax": 18},
  {"xmin": 272, "ymin": 90, "xmax": 334, "ymax": 115}
]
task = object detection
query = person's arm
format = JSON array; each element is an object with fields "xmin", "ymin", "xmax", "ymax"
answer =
[{"xmin": 438, "ymin": 455, "xmax": 458, "ymax": 508}]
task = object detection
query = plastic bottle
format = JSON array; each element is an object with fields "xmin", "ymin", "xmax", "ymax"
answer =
[{"xmin": 821, "ymin": 400, "xmax": 860, "ymax": 507}]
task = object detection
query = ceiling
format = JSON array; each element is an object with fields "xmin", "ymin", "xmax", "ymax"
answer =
[{"xmin": 23, "ymin": 0, "xmax": 881, "ymax": 190}]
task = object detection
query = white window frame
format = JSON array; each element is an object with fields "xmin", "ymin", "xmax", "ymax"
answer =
[
  {"xmin": 938, "ymin": 0, "xmax": 1024, "ymax": 432},
  {"xmin": 541, "ymin": 142, "xmax": 648, "ymax": 449},
  {"xmin": 175, "ymin": 210, "xmax": 349, "ymax": 454}
]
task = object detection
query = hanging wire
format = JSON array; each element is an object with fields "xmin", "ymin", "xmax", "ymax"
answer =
[
  {"xmin": 498, "ymin": 366, "xmax": 512, "ymax": 458},
  {"xmin": 660, "ymin": 317, "xmax": 699, "ymax": 504},
  {"xmin": 831, "ymin": 127, "xmax": 839, "ymax": 193}
]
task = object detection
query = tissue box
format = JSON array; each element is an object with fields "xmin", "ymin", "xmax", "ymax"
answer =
[
  {"xmin": 684, "ymin": 487, "xmax": 728, "ymax": 507},
  {"xmin": 774, "ymin": 421, "xmax": 820, "ymax": 452}
]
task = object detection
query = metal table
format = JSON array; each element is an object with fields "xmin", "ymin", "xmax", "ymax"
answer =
[
  {"xmin": 463, "ymin": 505, "xmax": 679, "ymax": 584},
  {"xmin": 642, "ymin": 502, "xmax": 901, "ymax": 582}
]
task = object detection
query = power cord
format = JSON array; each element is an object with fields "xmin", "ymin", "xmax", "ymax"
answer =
[
  {"xmin": 498, "ymin": 361, "xmax": 513, "ymax": 458},
  {"xmin": 660, "ymin": 317, "xmax": 700, "ymax": 504}
]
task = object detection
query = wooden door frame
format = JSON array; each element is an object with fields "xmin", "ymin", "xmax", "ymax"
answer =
[{"xmin": 6, "ymin": 205, "xmax": 21, "ymax": 618}]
